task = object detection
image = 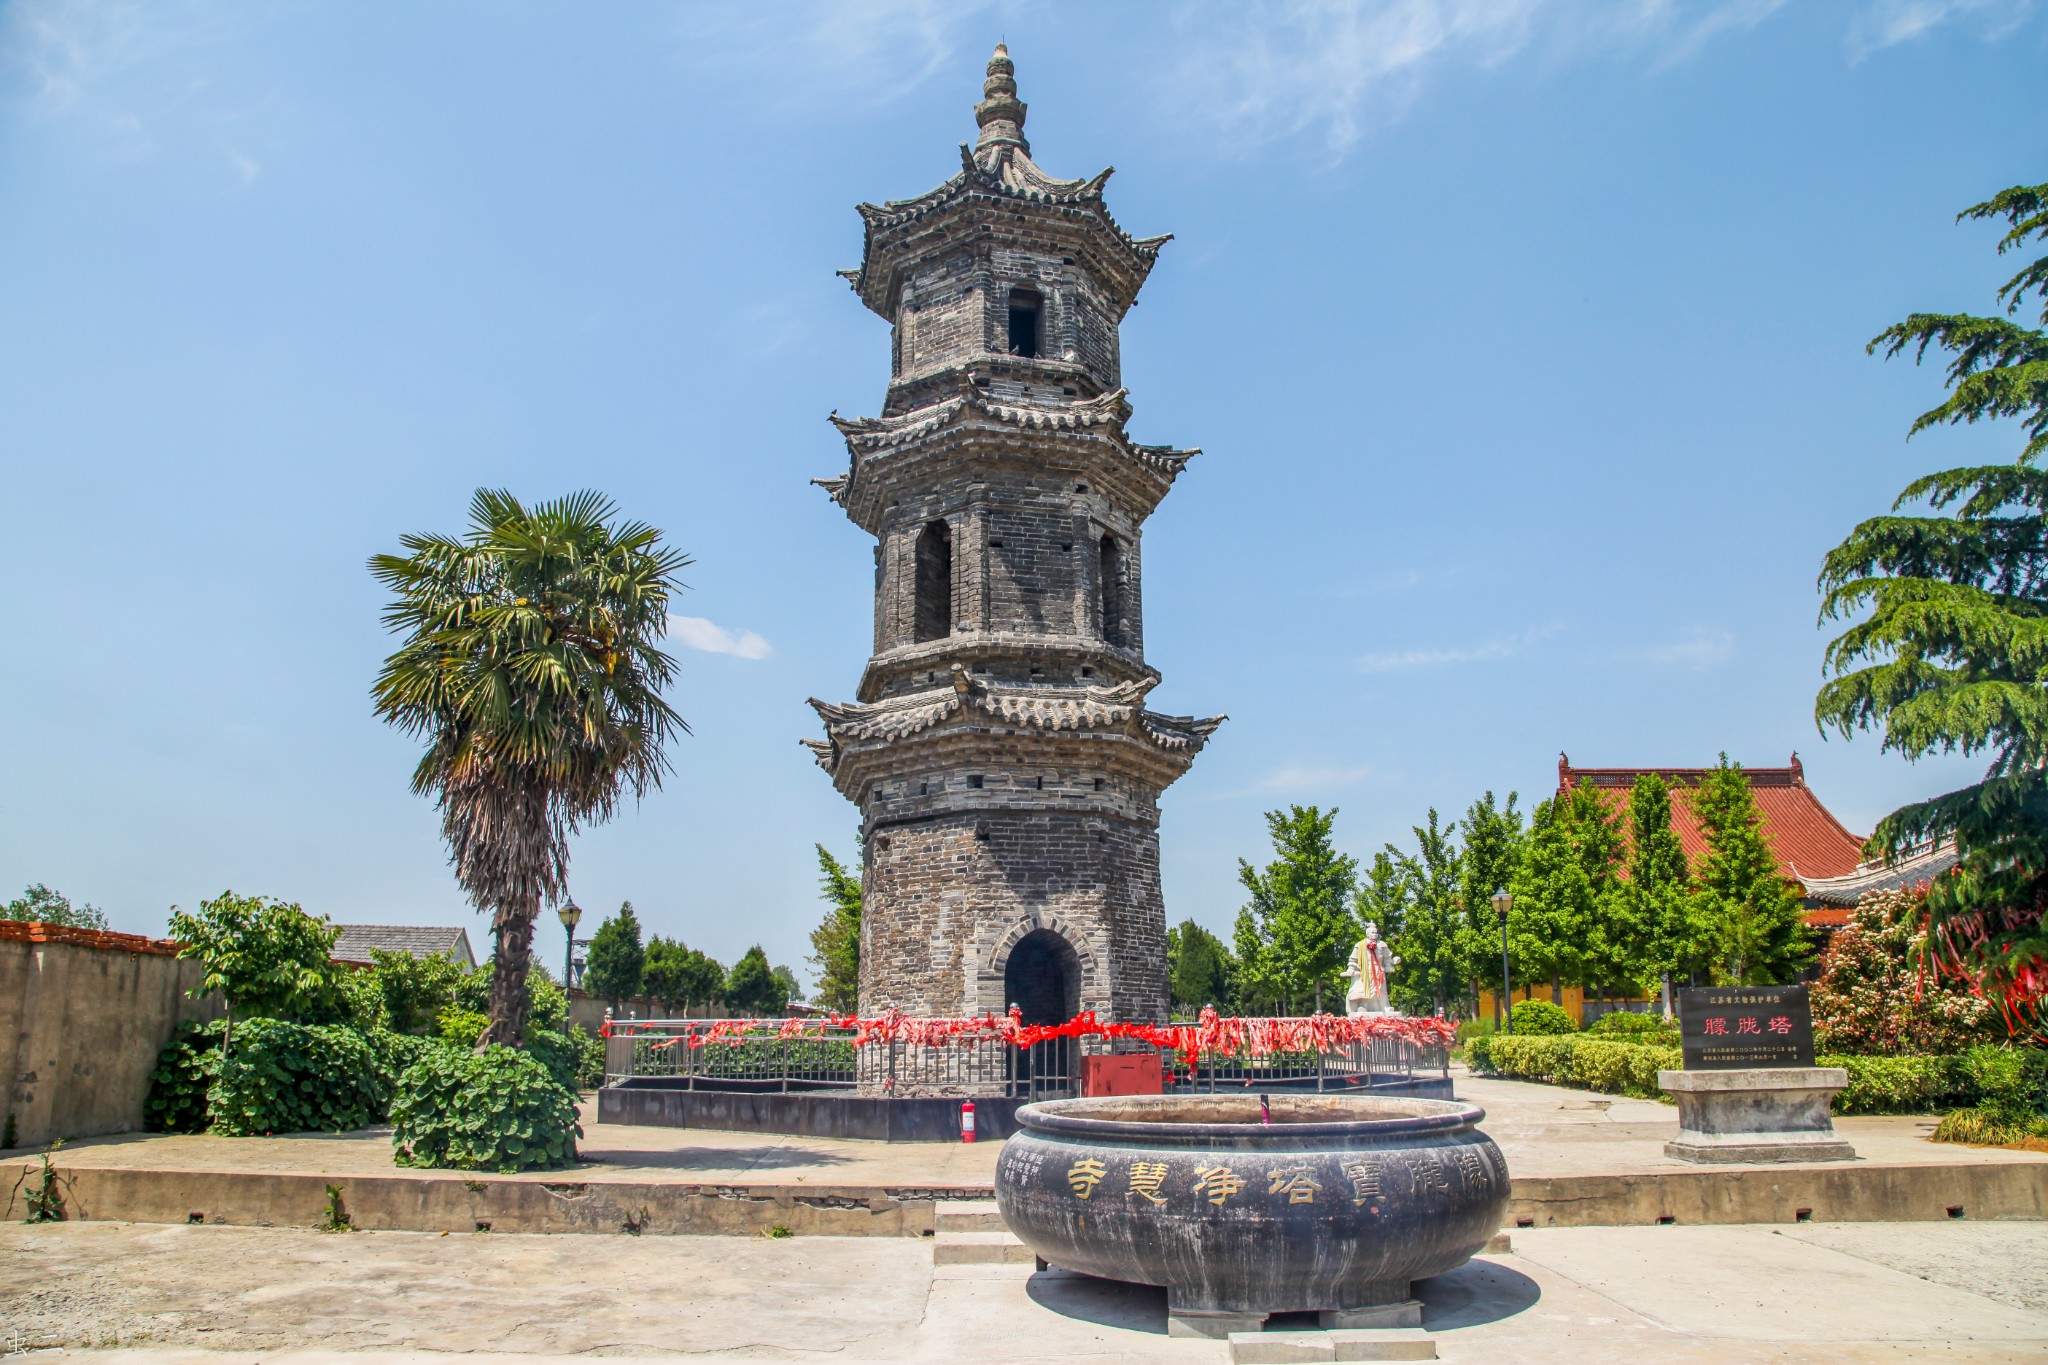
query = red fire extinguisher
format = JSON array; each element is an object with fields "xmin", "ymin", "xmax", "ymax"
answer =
[{"xmin": 961, "ymin": 1099, "xmax": 977, "ymax": 1143}]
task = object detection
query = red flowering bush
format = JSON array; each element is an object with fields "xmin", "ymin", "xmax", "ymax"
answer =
[{"xmin": 1812, "ymin": 887, "xmax": 2003, "ymax": 1055}]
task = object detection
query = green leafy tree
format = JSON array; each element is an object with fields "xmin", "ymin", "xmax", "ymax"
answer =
[
  {"xmin": 1354, "ymin": 851, "xmax": 1411, "ymax": 942},
  {"xmin": 1508, "ymin": 781, "xmax": 1620, "ymax": 1003},
  {"xmin": 583, "ymin": 901, "xmax": 646, "ymax": 1008},
  {"xmin": 642, "ymin": 935, "xmax": 686, "ymax": 1015},
  {"xmin": 1388, "ymin": 810, "xmax": 1463, "ymax": 1016},
  {"xmin": 1611, "ymin": 774, "xmax": 1701, "ymax": 1009},
  {"xmin": 807, "ymin": 843, "xmax": 863, "ymax": 1013},
  {"xmin": 724, "ymin": 945, "xmax": 784, "ymax": 1017},
  {"xmin": 1456, "ymin": 792, "xmax": 1524, "ymax": 1015},
  {"xmin": 370, "ymin": 488, "xmax": 689, "ymax": 1048},
  {"xmin": 677, "ymin": 947, "xmax": 726, "ymax": 1016},
  {"xmin": 167, "ymin": 892, "xmax": 346, "ymax": 1059},
  {"xmin": 4, "ymin": 884, "xmax": 110, "ymax": 931},
  {"xmin": 1690, "ymin": 757, "xmax": 1810, "ymax": 984},
  {"xmin": 1236, "ymin": 806, "xmax": 1360, "ymax": 1014},
  {"xmin": 368, "ymin": 948, "xmax": 470, "ymax": 1035},
  {"xmin": 771, "ymin": 964, "xmax": 802, "ymax": 1006},
  {"xmin": 1166, "ymin": 919, "xmax": 1235, "ymax": 1014},
  {"xmin": 1817, "ymin": 181, "xmax": 2048, "ymax": 1037},
  {"xmin": 1231, "ymin": 908, "xmax": 1282, "ymax": 1016}
]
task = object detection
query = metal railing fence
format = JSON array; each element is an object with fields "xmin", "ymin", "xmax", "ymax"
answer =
[{"xmin": 603, "ymin": 1020, "xmax": 1446, "ymax": 1100}]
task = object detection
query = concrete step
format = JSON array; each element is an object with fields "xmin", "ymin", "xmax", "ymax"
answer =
[
  {"xmin": 1227, "ymin": 1330, "xmax": 1437, "ymax": 1364},
  {"xmin": 932, "ymin": 1229, "xmax": 1036, "ymax": 1267},
  {"xmin": 934, "ymin": 1198, "xmax": 1008, "ymax": 1233}
]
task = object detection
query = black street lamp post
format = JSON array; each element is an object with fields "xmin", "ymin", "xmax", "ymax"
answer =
[
  {"xmin": 1491, "ymin": 887, "xmax": 1513, "ymax": 1034},
  {"xmin": 557, "ymin": 900, "xmax": 582, "ymax": 991}
]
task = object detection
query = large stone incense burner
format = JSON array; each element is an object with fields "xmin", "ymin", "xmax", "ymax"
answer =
[{"xmin": 996, "ymin": 1093, "xmax": 1509, "ymax": 1338}]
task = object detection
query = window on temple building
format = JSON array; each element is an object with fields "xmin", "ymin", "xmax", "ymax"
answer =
[
  {"xmin": 1007, "ymin": 288, "xmax": 1041, "ymax": 358},
  {"xmin": 1099, "ymin": 533, "xmax": 1124, "ymax": 647},
  {"xmin": 914, "ymin": 520, "xmax": 953, "ymax": 642}
]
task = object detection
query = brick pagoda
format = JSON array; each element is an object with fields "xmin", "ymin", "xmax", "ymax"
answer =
[{"xmin": 806, "ymin": 45, "xmax": 1221, "ymax": 1026}]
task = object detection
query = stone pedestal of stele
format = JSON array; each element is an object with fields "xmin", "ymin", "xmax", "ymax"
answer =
[{"xmin": 1656, "ymin": 1067, "xmax": 1856, "ymax": 1164}]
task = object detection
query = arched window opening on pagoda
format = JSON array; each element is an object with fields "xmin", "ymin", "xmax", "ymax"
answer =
[
  {"xmin": 914, "ymin": 520, "xmax": 953, "ymax": 642},
  {"xmin": 1007, "ymin": 288, "xmax": 1042, "ymax": 358},
  {"xmin": 1099, "ymin": 533, "xmax": 1124, "ymax": 647}
]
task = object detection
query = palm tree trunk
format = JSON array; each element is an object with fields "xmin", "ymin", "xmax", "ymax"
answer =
[{"xmin": 483, "ymin": 896, "xmax": 539, "ymax": 1049}]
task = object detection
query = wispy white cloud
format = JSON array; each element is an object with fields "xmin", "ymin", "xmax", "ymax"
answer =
[
  {"xmin": 222, "ymin": 141, "xmax": 259, "ymax": 182},
  {"xmin": 669, "ymin": 0, "xmax": 991, "ymax": 111},
  {"xmin": 666, "ymin": 614, "xmax": 773, "ymax": 661},
  {"xmin": 1642, "ymin": 626, "xmax": 1735, "ymax": 670},
  {"xmin": 1155, "ymin": 0, "xmax": 1799, "ymax": 156},
  {"xmin": 1254, "ymin": 763, "xmax": 1378, "ymax": 792},
  {"xmin": 1356, "ymin": 623, "xmax": 1557, "ymax": 672},
  {"xmin": 1845, "ymin": 0, "xmax": 2036, "ymax": 59}
]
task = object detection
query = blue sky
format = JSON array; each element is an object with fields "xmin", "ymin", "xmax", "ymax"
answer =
[{"xmin": 2, "ymin": 0, "xmax": 2042, "ymax": 985}]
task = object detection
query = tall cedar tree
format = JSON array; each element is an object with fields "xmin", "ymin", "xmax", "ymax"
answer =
[
  {"xmin": 1817, "ymin": 181, "xmax": 2048, "ymax": 1036},
  {"xmin": 370, "ymin": 489, "xmax": 687, "ymax": 1048},
  {"xmin": 807, "ymin": 844, "xmax": 863, "ymax": 1013},
  {"xmin": 583, "ymin": 901, "xmax": 645, "ymax": 1008},
  {"xmin": 1456, "ymin": 791, "xmax": 1524, "ymax": 1014},
  {"xmin": 724, "ymin": 945, "xmax": 784, "ymax": 1017},
  {"xmin": 1166, "ymin": 919, "xmax": 1235, "ymax": 1014},
  {"xmin": 1388, "ymin": 810, "xmax": 1463, "ymax": 1016},
  {"xmin": 1690, "ymin": 757, "xmax": 1809, "ymax": 984},
  {"xmin": 1236, "ymin": 806, "xmax": 1360, "ymax": 1014},
  {"xmin": 1614, "ymin": 774, "xmax": 1700, "ymax": 1007},
  {"xmin": 1508, "ymin": 780, "xmax": 1622, "ymax": 1002}
]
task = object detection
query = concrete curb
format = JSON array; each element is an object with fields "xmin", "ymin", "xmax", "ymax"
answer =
[{"xmin": 6, "ymin": 1157, "xmax": 2042, "ymax": 1236}]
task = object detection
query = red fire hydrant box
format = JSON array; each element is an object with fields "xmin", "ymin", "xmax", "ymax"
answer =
[{"xmin": 1081, "ymin": 1053, "xmax": 1163, "ymax": 1097}]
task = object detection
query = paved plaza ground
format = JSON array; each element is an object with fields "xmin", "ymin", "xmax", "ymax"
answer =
[
  {"xmin": 7, "ymin": 1217, "xmax": 2046, "ymax": 1361},
  {"xmin": 6, "ymin": 1069, "xmax": 2043, "ymax": 1360}
]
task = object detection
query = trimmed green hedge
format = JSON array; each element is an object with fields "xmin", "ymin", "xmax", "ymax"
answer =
[{"xmin": 1467, "ymin": 1034, "xmax": 2046, "ymax": 1115}]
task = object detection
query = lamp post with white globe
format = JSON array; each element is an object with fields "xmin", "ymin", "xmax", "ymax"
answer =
[
  {"xmin": 557, "ymin": 900, "xmax": 582, "ymax": 991},
  {"xmin": 1492, "ymin": 887, "xmax": 1513, "ymax": 1034}
]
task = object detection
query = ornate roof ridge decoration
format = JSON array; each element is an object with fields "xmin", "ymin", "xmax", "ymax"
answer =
[
  {"xmin": 844, "ymin": 46, "xmax": 1168, "ymax": 310},
  {"xmin": 807, "ymin": 669, "xmax": 1223, "ymax": 762},
  {"xmin": 813, "ymin": 383, "xmax": 1197, "ymax": 505}
]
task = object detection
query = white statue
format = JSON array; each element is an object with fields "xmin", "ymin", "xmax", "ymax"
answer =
[{"xmin": 1342, "ymin": 923, "xmax": 1401, "ymax": 1017}]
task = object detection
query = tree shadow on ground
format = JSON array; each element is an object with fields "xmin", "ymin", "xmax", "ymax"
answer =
[
  {"xmin": 575, "ymin": 1144, "xmax": 853, "ymax": 1171},
  {"xmin": 1021, "ymin": 1258, "xmax": 1542, "ymax": 1336}
]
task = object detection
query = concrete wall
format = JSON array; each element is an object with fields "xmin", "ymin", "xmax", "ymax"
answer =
[{"xmin": 1, "ymin": 925, "xmax": 221, "ymax": 1149}]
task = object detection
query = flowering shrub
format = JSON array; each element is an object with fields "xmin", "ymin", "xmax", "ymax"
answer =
[{"xmin": 1811, "ymin": 886, "xmax": 2002, "ymax": 1055}]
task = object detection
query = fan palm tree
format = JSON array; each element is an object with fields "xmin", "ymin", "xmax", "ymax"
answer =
[{"xmin": 371, "ymin": 489, "xmax": 689, "ymax": 1047}]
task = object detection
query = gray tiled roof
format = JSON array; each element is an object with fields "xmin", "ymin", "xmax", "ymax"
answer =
[
  {"xmin": 1802, "ymin": 842, "xmax": 1960, "ymax": 908},
  {"xmin": 331, "ymin": 924, "xmax": 476, "ymax": 968}
]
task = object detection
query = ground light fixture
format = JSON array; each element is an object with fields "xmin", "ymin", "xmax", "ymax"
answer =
[
  {"xmin": 557, "ymin": 899, "xmax": 582, "ymax": 990},
  {"xmin": 1492, "ymin": 887, "xmax": 1513, "ymax": 1034}
]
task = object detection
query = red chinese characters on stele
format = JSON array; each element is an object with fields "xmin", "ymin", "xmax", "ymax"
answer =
[
  {"xmin": 1768, "ymin": 1016, "xmax": 1793, "ymax": 1034},
  {"xmin": 1703, "ymin": 1017, "xmax": 1729, "ymax": 1035},
  {"xmin": 1736, "ymin": 1017, "xmax": 1762, "ymax": 1035}
]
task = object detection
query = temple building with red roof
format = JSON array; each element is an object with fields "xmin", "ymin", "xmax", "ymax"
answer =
[{"xmin": 1556, "ymin": 752, "xmax": 1868, "ymax": 891}]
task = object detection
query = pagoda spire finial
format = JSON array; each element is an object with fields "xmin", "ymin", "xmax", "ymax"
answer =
[{"xmin": 974, "ymin": 42, "xmax": 1028, "ymax": 155}]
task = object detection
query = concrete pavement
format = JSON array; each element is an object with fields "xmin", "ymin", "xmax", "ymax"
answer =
[{"xmin": 6, "ymin": 1218, "xmax": 2046, "ymax": 1362}]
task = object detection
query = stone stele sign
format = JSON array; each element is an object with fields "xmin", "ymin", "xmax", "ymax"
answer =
[{"xmin": 1676, "ymin": 984, "xmax": 1816, "ymax": 1070}]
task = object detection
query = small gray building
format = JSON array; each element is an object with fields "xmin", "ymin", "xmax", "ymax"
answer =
[{"xmin": 331, "ymin": 924, "xmax": 476, "ymax": 969}]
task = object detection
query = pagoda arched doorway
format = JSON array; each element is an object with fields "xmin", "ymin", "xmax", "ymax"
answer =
[{"xmin": 1002, "ymin": 928, "xmax": 1082, "ymax": 1098}]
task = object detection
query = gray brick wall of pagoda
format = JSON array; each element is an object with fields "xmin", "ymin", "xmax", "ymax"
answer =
[{"xmin": 805, "ymin": 45, "xmax": 1222, "ymax": 1026}]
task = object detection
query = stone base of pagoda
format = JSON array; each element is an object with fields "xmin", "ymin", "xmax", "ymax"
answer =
[{"xmin": 1658, "ymin": 1067, "xmax": 1856, "ymax": 1164}]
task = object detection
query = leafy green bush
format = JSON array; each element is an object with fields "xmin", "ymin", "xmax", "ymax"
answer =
[
  {"xmin": 1587, "ymin": 1011, "xmax": 1679, "ymax": 1045},
  {"xmin": 1465, "ymin": 1034, "xmax": 1494, "ymax": 1071},
  {"xmin": 1510, "ymin": 1000, "xmax": 1578, "ymax": 1036},
  {"xmin": 209, "ymin": 1019, "xmax": 389, "ymax": 1135},
  {"xmin": 451, "ymin": 960, "xmax": 570, "ymax": 1034},
  {"xmin": 146, "ymin": 1020, "xmax": 225, "ymax": 1133},
  {"xmin": 1481, "ymin": 1034, "xmax": 1681, "ymax": 1100},
  {"xmin": 367, "ymin": 1028, "xmax": 456, "ymax": 1090},
  {"xmin": 437, "ymin": 1005, "xmax": 487, "ymax": 1048},
  {"xmin": 390, "ymin": 1044, "xmax": 581, "ymax": 1173}
]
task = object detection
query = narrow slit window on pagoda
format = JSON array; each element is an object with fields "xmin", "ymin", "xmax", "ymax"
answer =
[
  {"xmin": 1007, "ymin": 288, "xmax": 1042, "ymax": 358},
  {"xmin": 1099, "ymin": 533, "xmax": 1124, "ymax": 646},
  {"xmin": 914, "ymin": 520, "xmax": 953, "ymax": 642}
]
